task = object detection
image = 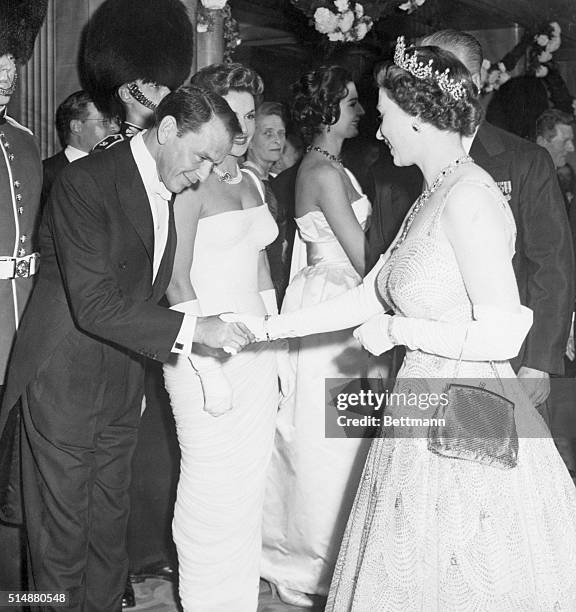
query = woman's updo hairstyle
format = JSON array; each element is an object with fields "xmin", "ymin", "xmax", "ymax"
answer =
[
  {"xmin": 190, "ymin": 62, "xmax": 264, "ymax": 99},
  {"xmin": 291, "ymin": 65, "xmax": 353, "ymax": 143},
  {"xmin": 375, "ymin": 44, "xmax": 482, "ymax": 136}
]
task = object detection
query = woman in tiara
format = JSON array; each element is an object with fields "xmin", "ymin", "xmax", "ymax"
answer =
[
  {"xmin": 162, "ymin": 63, "xmax": 286, "ymax": 611},
  {"xmin": 242, "ymin": 41, "xmax": 576, "ymax": 609},
  {"xmin": 260, "ymin": 65, "xmax": 373, "ymax": 607}
]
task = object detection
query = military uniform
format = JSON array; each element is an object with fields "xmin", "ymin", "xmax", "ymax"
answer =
[
  {"xmin": 92, "ymin": 121, "xmax": 144, "ymax": 152},
  {"xmin": 0, "ymin": 114, "xmax": 41, "ymax": 385}
]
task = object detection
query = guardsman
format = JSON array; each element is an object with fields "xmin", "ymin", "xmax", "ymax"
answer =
[
  {"xmin": 0, "ymin": 0, "xmax": 48, "ymax": 596},
  {"xmin": 80, "ymin": 0, "xmax": 193, "ymax": 152}
]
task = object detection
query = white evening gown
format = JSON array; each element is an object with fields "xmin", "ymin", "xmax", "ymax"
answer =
[
  {"xmin": 326, "ymin": 179, "xmax": 576, "ymax": 610},
  {"xmin": 261, "ymin": 169, "xmax": 373, "ymax": 596},
  {"xmin": 163, "ymin": 170, "xmax": 279, "ymax": 612}
]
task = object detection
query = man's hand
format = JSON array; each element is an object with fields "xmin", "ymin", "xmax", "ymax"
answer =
[
  {"xmin": 517, "ymin": 366, "xmax": 551, "ymax": 405},
  {"xmin": 194, "ymin": 315, "xmax": 254, "ymax": 354}
]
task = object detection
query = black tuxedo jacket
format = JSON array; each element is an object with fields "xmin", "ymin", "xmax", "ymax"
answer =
[
  {"xmin": 470, "ymin": 122, "xmax": 575, "ymax": 375},
  {"xmin": 0, "ymin": 141, "xmax": 184, "ymax": 522},
  {"xmin": 41, "ymin": 149, "xmax": 69, "ymax": 211}
]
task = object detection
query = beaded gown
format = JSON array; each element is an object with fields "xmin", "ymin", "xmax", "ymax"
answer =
[
  {"xmin": 163, "ymin": 170, "xmax": 279, "ymax": 611},
  {"xmin": 326, "ymin": 177, "xmax": 576, "ymax": 611},
  {"xmin": 261, "ymin": 169, "xmax": 373, "ymax": 596}
]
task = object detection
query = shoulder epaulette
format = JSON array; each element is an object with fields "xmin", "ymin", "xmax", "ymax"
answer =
[{"xmin": 92, "ymin": 133, "xmax": 126, "ymax": 152}]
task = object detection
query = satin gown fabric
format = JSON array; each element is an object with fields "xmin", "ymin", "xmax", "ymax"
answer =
[
  {"xmin": 261, "ymin": 169, "xmax": 373, "ymax": 596},
  {"xmin": 164, "ymin": 171, "xmax": 279, "ymax": 611},
  {"xmin": 326, "ymin": 179, "xmax": 576, "ymax": 611}
]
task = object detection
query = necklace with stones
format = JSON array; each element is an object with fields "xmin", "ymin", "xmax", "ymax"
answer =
[
  {"xmin": 213, "ymin": 164, "xmax": 242, "ymax": 184},
  {"xmin": 391, "ymin": 154, "xmax": 474, "ymax": 254},
  {"xmin": 306, "ymin": 145, "xmax": 343, "ymax": 166}
]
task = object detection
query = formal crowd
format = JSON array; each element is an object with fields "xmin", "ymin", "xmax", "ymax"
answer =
[{"xmin": 1, "ymin": 1, "xmax": 576, "ymax": 611}]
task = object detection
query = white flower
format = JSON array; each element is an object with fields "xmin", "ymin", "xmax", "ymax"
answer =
[
  {"xmin": 334, "ymin": 0, "xmax": 349, "ymax": 12},
  {"xmin": 354, "ymin": 20, "xmax": 369, "ymax": 40},
  {"xmin": 399, "ymin": 0, "xmax": 412, "ymax": 10},
  {"xmin": 535, "ymin": 34, "xmax": 549, "ymax": 47},
  {"xmin": 314, "ymin": 7, "xmax": 339, "ymax": 33},
  {"xmin": 354, "ymin": 2, "xmax": 364, "ymax": 17},
  {"xmin": 546, "ymin": 36, "xmax": 561, "ymax": 53},
  {"xmin": 538, "ymin": 50, "xmax": 553, "ymax": 63},
  {"xmin": 498, "ymin": 71, "xmax": 511, "ymax": 86},
  {"xmin": 416, "ymin": 0, "xmax": 426, "ymax": 5},
  {"xmin": 328, "ymin": 30, "xmax": 345, "ymax": 41},
  {"xmin": 196, "ymin": 22, "xmax": 209, "ymax": 33},
  {"xmin": 339, "ymin": 10, "xmax": 355, "ymax": 33},
  {"xmin": 497, "ymin": 62, "xmax": 507, "ymax": 72},
  {"xmin": 535, "ymin": 65, "xmax": 549, "ymax": 78},
  {"xmin": 200, "ymin": 0, "xmax": 227, "ymax": 9},
  {"xmin": 550, "ymin": 22, "xmax": 561, "ymax": 37}
]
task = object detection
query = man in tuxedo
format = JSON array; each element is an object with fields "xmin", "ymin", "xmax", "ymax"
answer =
[
  {"xmin": 419, "ymin": 30, "xmax": 575, "ymax": 413},
  {"xmin": 0, "ymin": 86, "xmax": 252, "ymax": 612},
  {"xmin": 41, "ymin": 90, "xmax": 118, "ymax": 210}
]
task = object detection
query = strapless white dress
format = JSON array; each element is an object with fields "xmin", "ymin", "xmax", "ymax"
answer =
[
  {"xmin": 261, "ymin": 169, "xmax": 373, "ymax": 596},
  {"xmin": 163, "ymin": 171, "xmax": 279, "ymax": 611}
]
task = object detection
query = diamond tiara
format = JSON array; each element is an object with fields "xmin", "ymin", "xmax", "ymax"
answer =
[{"xmin": 393, "ymin": 36, "xmax": 467, "ymax": 101}]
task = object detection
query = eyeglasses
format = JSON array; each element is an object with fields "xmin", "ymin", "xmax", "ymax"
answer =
[{"xmin": 82, "ymin": 118, "xmax": 116, "ymax": 127}]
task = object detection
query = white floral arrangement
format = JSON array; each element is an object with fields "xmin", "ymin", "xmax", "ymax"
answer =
[
  {"xmin": 292, "ymin": 0, "xmax": 426, "ymax": 44},
  {"xmin": 530, "ymin": 21, "xmax": 561, "ymax": 78},
  {"xmin": 480, "ymin": 59, "xmax": 511, "ymax": 93},
  {"xmin": 313, "ymin": 1, "xmax": 373, "ymax": 42},
  {"xmin": 200, "ymin": 0, "xmax": 227, "ymax": 9}
]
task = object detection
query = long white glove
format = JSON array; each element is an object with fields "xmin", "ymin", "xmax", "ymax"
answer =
[
  {"xmin": 354, "ymin": 304, "xmax": 533, "ymax": 361},
  {"xmin": 260, "ymin": 289, "xmax": 295, "ymax": 401},
  {"xmin": 171, "ymin": 300, "xmax": 233, "ymax": 418},
  {"xmin": 229, "ymin": 257, "xmax": 388, "ymax": 341}
]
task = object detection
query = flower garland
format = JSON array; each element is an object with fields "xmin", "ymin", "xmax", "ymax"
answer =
[
  {"xmin": 480, "ymin": 21, "xmax": 562, "ymax": 94},
  {"xmin": 291, "ymin": 0, "xmax": 426, "ymax": 43},
  {"xmin": 197, "ymin": 0, "xmax": 241, "ymax": 62}
]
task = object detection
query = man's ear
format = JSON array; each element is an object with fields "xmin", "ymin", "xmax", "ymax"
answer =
[
  {"xmin": 536, "ymin": 135, "xmax": 547, "ymax": 147},
  {"xmin": 69, "ymin": 119, "xmax": 83, "ymax": 135},
  {"xmin": 118, "ymin": 84, "xmax": 132, "ymax": 104},
  {"xmin": 157, "ymin": 115, "xmax": 177, "ymax": 145}
]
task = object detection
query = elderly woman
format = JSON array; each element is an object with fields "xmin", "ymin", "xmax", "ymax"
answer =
[{"xmin": 240, "ymin": 40, "xmax": 576, "ymax": 610}]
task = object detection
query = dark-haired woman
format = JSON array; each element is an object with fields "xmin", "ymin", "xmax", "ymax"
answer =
[
  {"xmin": 261, "ymin": 65, "xmax": 372, "ymax": 606},
  {"xmin": 162, "ymin": 63, "xmax": 282, "ymax": 611},
  {"xmin": 240, "ymin": 40, "xmax": 576, "ymax": 609}
]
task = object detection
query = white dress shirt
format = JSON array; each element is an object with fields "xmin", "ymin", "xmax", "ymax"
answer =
[
  {"xmin": 64, "ymin": 145, "xmax": 88, "ymax": 163},
  {"xmin": 130, "ymin": 131, "xmax": 196, "ymax": 355}
]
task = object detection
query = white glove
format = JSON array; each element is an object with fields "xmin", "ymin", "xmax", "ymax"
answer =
[
  {"xmin": 384, "ymin": 304, "xmax": 532, "ymax": 361},
  {"xmin": 265, "ymin": 256, "xmax": 388, "ymax": 340},
  {"xmin": 171, "ymin": 300, "xmax": 234, "ymax": 417},
  {"xmin": 353, "ymin": 314, "xmax": 394, "ymax": 356},
  {"xmin": 260, "ymin": 289, "xmax": 296, "ymax": 401}
]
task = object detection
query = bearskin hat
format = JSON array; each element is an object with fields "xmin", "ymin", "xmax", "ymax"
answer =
[
  {"xmin": 0, "ymin": 0, "xmax": 48, "ymax": 63},
  {"xmin": 79, "ymin": 0, "xmax": 194, "ymax": 118}
]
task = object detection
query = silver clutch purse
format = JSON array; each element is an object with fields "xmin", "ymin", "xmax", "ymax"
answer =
[
  {"xmin": 427, "ymin": 381, "xmax": 518, "ymax": 469},
  {"xmin": 427, "ymin": 326, "xmax": 518, "ymax": 470}
]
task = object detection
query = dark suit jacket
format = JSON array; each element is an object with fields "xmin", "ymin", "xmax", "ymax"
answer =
[
  {"xmin": 471, "ymin": 122, "xmax": 575, "ymax": 375},
  {"xmin": 41, "ymin": 149, "xmax": 69, "ymax": 211},
  {"xmin": 0, "ymin": 141, "xmax": 184, "ymax": 522}
]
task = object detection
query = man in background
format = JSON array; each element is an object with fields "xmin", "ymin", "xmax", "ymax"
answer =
[{"xmin": 41, "ymin": 90, "xmax": 118, "ymax": 209}]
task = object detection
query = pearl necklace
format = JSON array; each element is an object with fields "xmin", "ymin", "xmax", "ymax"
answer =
[
  {"xmin": 306, "ymin": 145, "xmax": 343, "ymax": 166},
  {"xmin": 391, "ymin": 154, "xmax": 474, "ymax": 253},
  {"xmin": 213, "ymin": 164, "xmax": 242, "ymax": 184}
]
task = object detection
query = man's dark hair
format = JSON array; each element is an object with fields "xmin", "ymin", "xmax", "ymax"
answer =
[
  {"xmin": 155, "ymin": 85, "xmax": 241, "ymax": 139},
  {"xmin": 55, "ymin": 90, "xmax": 93, "ymax": 147},
  {"xmin": 536, "ymin": 108, "xmax": 574, "ymax": 141}
]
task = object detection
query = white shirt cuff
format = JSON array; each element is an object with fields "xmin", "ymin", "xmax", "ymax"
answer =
[{"xmin": 172, "ymin": 314, "xmax": 197, "ymax": 354}]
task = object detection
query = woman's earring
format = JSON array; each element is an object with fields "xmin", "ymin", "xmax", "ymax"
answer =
[
  {"xmin": 327, "ymin": 125, "xmax": 331, "ymax": 133},
  {"xmin": 411, "ymin": 123, "xmax": 420, "ymax": 132}
]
